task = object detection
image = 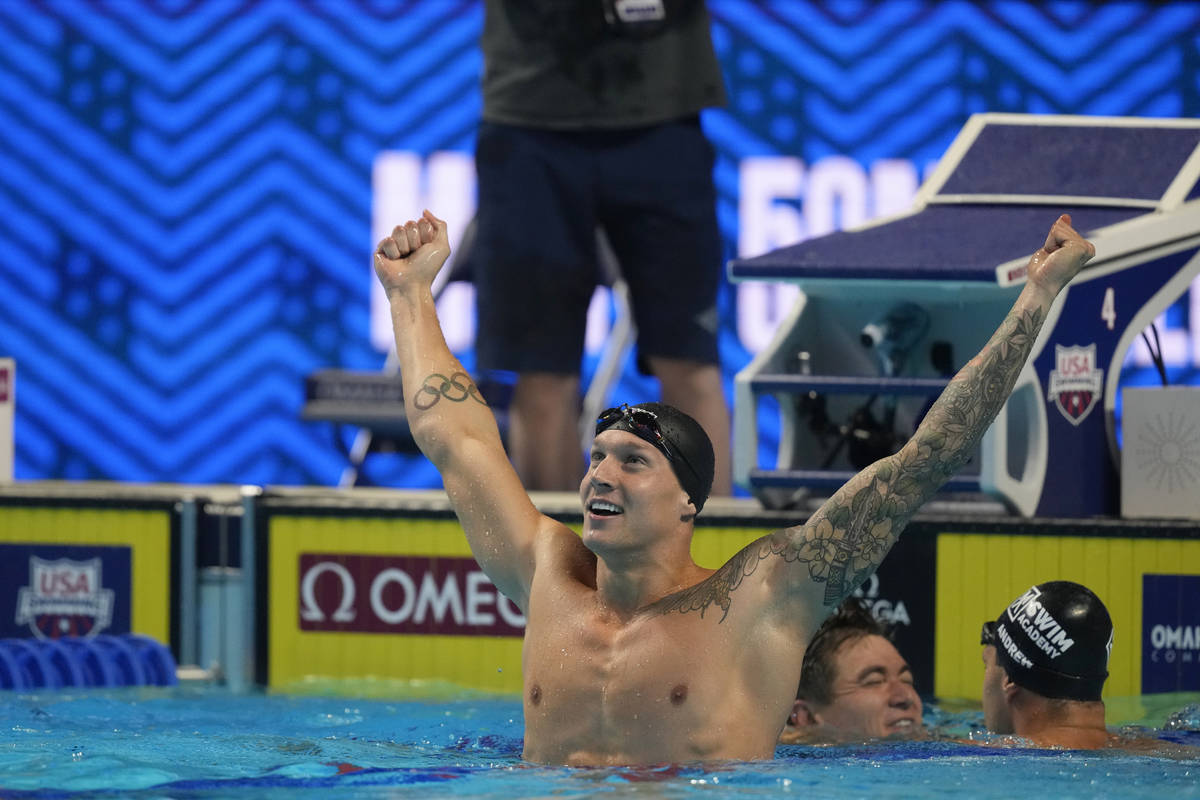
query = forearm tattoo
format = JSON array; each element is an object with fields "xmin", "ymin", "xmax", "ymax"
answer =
[
  {"xmin": 654, "ymin": 306, "xmax": 1047, "ymax": 620},
  {"xmin": 413, "ymin": 371, "xmax": 487, "ymax": 410}
]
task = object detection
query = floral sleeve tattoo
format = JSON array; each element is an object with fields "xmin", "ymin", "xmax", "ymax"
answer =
[{"xmin": 652, "ymin": 305, "xmax": 1047, "ymax": 621}]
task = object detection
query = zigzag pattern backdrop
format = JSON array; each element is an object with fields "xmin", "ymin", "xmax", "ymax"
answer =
[{"xmin": 1, "ymin": 1, "xmax": 1197, "ymax": 487}]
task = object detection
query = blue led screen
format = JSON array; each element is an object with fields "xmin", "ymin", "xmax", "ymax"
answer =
[{"xmin": 1, "ymin": 1, "xmax": 1197, "ymax": 489}]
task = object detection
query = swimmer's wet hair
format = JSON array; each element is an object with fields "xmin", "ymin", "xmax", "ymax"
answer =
[{"xmin": 797, "ymin": 598, "xmax": 892, "ymax": 706}]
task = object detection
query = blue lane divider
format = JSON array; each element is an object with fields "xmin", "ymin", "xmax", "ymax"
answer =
[
  {"xmin": 59, "ymin": 637, "xmax": 120, "ymax": 687},
  {"xmin": 0, "ymin": 644, "xmax": 27, "ymax": 691},
  {"xmin": 6, "ymin": 638, "xmax": 59, "ymax": 689},
  {"xmin": 123, "ymin": 633, "xmax": 179, "ymax": 686},
  {"xmin": 0, "ymin": 633, "xmax": 178, "ymax": 690}
]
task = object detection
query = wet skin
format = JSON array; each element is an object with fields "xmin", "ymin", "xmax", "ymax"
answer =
[
  {"xmin": 800, "ymin": 634, "xmax": 923, "ymax": 741},
  {"xmin": 981, "ymin": 644, "xmax": 1014, "ymax": 734},
  {"xmin": 374, "ymin": 211, "xmax": 1097, "ymax": 765},
  {"xmin": 519, "ymin": 430, "xmax": 806, "ymax": 765}
]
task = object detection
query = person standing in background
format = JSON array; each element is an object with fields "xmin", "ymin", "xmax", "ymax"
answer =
[{"xmin": 472, "ymin": 0, "xmax": 733, "ymax": 494}]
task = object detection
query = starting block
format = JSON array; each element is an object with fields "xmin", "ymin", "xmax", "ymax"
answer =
[{"xmin": 730, "ymin": 113, "xmax": 1200, "ymax": 518}]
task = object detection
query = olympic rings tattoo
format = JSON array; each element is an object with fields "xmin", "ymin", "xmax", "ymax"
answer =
[{"xmin": 413, "ymin": 372, "xmax": 487, "ymax": 410}]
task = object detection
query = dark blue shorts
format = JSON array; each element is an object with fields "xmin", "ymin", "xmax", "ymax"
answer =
[{"xmin": 472, "ymin": 117, "xmax": 722, "ymax": 375}]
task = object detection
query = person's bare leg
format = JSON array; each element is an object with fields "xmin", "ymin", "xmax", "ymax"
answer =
[
  {"xmin": 647, "ymin": 356, "xmax": 732, "ymax": 497},
  {"xmin": 508, "ymin": 372, "xmax": 584, "ymax": 491}
]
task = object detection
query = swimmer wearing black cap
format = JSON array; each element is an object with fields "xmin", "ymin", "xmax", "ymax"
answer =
[
  {"xmin": 375, "ymin": 210, "xmax": 1095, "ymax": 766},
  {"xmin": 980, "ymin": 581, "xmax": 1113, "ymax": 749}
]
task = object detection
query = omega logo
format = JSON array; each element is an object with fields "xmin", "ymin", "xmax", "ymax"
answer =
[
  {"xmin": 300, "ymin": 561, "xmax": 356, "ymax": 622},
  {"xmin": 297, "ymin": 554, "xmax": 525, "ymax": 636},
  {"xmin": 852, "ymin": 573, "xmax": 911, "ymax": 626}
]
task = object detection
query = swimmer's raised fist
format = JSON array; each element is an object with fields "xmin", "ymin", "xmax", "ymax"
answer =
[
  {"xmin": 373, "ymin": 210, "xmax": 450, "ymax": 295},
  {"xmin": 1026, "ymin": 214, "xmax": 1096, "ymax": 295}
]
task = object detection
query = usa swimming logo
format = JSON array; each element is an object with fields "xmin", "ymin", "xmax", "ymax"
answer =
[
  {"xmin": 14, "ymin": 557, "xmax": 115, "ymax": 639},
  {"xmin": 1047, "ymin": 344, "xmax": 1103, "ymax": 426}
]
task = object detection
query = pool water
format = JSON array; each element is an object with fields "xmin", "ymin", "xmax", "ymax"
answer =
[{"xmin": 1, "ymin": 686, "xmax": 1198, "ymax": 798}]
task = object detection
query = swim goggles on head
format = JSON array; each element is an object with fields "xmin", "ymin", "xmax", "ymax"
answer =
[
  {"xmin": 980, "ymin": 617, "xmax": 1106, "ymax": 700},
  {"xmin": 595, "ymin": 405, "xmax": 698, "ymax": 479},
  {"xmin": 597, "ymin": 404, "xmax": 676, "ymax": 459}
]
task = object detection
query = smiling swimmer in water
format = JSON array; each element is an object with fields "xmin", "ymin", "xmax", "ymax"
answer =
[
  {"xmin": 373, "ymin": 210, "xmax": 1094, "ymax": 765},
  {"xmin": 782, "ymin": 598, "xmax": 923, "ymax": 743}
]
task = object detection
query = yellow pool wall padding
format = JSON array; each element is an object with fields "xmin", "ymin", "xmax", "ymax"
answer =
[
  {"xmin": 0, "ymin": 506, "xmax": 171, "ymax": 643},
  {"xmin": 934, "ymin": 532, "xmax": 1200, "ymax": 702},
  {"xmin": 267, "ymin": 516, "xmax": 774, "ymax": 691},
  {"xmin": 269, "ymin": 514, "xmax": 1200, "ymax": 710}
]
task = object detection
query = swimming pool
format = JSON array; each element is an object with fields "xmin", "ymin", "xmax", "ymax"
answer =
[{"xmin": 1, "ymin": 686, "xmax": 1198, "ymax": 799}]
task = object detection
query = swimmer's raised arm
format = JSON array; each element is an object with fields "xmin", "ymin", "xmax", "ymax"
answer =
[
  {"xmin": 701, "ymin": 215, "xmax": 1096, "ymax": 630},
  {"xmin": 374, "ymin": 211, "xmax": 558, "ymax": 611}
]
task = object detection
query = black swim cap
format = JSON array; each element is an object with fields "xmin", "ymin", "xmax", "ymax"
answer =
[
  {"xmin": 990, "ymin": 581, "xmax": 1114, "ymax": 701},
  {"xmin": 595, "ymin": 402, "xmax": 715, "ymax": 514}
]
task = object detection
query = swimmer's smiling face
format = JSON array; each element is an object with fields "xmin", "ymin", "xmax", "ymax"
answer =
[
  {"xmin": 799, "ymin": 634, "xmax": 923, "ymax": 740},
  {"xmin": 580, "ymin": 429, "xmax": 693, "ymax": 550}
]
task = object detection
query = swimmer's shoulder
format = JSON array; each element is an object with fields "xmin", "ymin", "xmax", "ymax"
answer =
[
  {"xmin": 940, "ymin": 731, "xmax": 1200, "ymax": 759},
  {"xmin": 533, "ymin": 519, "xmax": 597, "ymax": 586},
  {"xmin": 1106, "ymin": 732, "xmax": 1200, "ymax": 760}
]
